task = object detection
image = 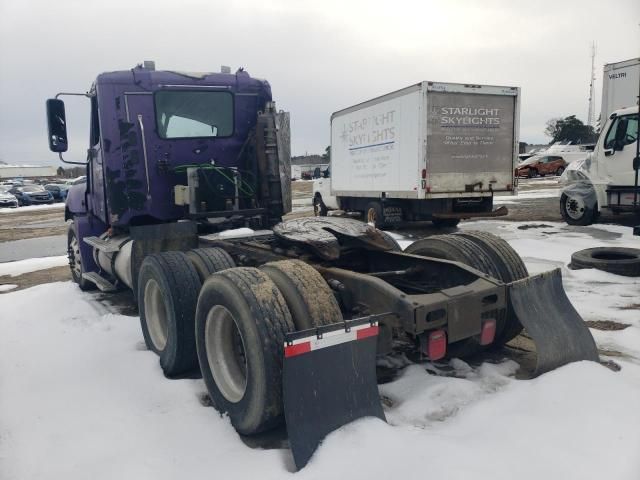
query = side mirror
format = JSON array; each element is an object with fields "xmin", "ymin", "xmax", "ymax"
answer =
[
  {"xmin": 613, "ymin": 118, "xmax": 628, "ymax": 152},
  {"xmin": 46, "ymin": 99, "xmax": 68, "ymax": 153}
]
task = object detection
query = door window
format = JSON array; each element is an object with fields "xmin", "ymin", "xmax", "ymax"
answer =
[{"xmin": 604, "ymin": 114, "xmax": 638, "ymax": 150}]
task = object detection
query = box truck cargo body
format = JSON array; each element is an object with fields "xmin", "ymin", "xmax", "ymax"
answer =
[
  {"xmin": 315, "ymin": 81, "xmax": 519, "ymax": 226},
  {"xmin": 601, "ymin": 58, "xmax": 639, "ymax": 123}
]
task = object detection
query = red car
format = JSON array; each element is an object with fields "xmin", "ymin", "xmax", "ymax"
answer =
[{"xmin": 515, "ymin": 155, "xmax": 567, "ymax": 178}]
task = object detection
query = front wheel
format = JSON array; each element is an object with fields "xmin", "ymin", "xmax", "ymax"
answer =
[
  {"xmin": 67, "ymin": 221, "xmax": 95, "ymax": 291},
  {"xmin": 560, "ymin": 192, "xmax": 597, "ymax": 226},
  {"xmin": 528, "ymin": 168, "xmax": 537, "ymax": 178}
]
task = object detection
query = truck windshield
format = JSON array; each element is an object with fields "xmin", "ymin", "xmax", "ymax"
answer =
[{"xmin": 155, "ymin": 91, "xmax": 233, "ymax": 139}]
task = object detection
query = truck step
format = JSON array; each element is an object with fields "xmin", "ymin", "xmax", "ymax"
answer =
[
  {"xmin": 83, "ymin": 236, "xmax": 121, "ymax": 253},
  {"xmin": 82, "ymin": 272, "xmax": 118, "ymax": 292}
]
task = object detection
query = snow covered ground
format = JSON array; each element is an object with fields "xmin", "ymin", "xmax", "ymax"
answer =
[
  {"xmin": 0, "ymin": 203, "xmax": 65, "ymax": 214},
  {"xmin": 1, "ymin": 221, "xmax": 640, "ymax": 480}
]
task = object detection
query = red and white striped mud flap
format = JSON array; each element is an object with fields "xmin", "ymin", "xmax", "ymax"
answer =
[{"xmin": 283, "ymin": 316, "xmax": 386, "ymax": 470}]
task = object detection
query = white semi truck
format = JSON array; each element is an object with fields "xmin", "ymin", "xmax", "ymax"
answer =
[
  {"xmin": 560, "ymin": 105, "xmax": 639, "ymax": 225},
  {"xmin": 313, "ymin": 81, "xmax": 520, "ymax": 227},
  {"xmin": 560, "ymin": 58, "xmax": 640, "ymax": 225}
]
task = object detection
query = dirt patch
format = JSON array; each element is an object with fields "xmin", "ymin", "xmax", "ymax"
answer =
[
  {"xmin": 600, "ymin": 360, "xmax": 622, "ymax": 372},
  {"xmin": 585, "ymin": 320, "xmax": 631, "ymax": 331},
  {"xmin": 618, "ymin": 303, "xmax": 640, "ymax": 311},
  {"xmin": 0, "ymin": 265, "xmax": 71, "ymax": 293},
  {"xmin": 517, "ymin": 224, "xmax": 554, "ymax": 230},
  {"xmin": 0, "ymin": 208, "xmax": 66, "ymax": 242}
]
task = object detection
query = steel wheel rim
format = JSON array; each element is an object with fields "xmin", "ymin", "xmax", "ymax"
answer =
[
  {"xmin": 69, "ymin": 234, "xmax": 82, "ymax": 278},
  {"xmin": 205, "ymin": 305, "xmax": 248, "ymax": 403},
  {"xmin": 144, "ymin": 279, "xmax": 169, "ymax": 350},
  {"xmin": 367, "ymin": 207, "xmax": 377, "ymax": 225},
  {"xmin": 565, "ymin": 196, "xmax": 585, "ymax": 220}
]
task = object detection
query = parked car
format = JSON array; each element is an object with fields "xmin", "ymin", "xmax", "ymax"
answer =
[
  {"xmin": 9, "ymin": 185, "xmax": 54, "ymax": 206},
  {"xmin": 44, "ymin": 183, "xmax": 71, "ymax": 201},
  {"xmin": 64, "ymin": 175, "xmax": 87, "ymax": 186},
  {"xmin": 0, "ymin": 186, "xmax": 18, "ymax": 208},
  {"xmin": 515, "ymin": 155, "xmax": 567, "ymax": 178}
]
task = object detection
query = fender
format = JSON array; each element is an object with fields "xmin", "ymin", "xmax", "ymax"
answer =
[{"xmin": 64, "ymin": 183, "xmax": 87, "ymax": 221}]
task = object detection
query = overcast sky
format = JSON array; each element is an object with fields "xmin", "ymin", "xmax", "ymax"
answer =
[{"xmin": 0, "ymin": 0, "xmax": 638, "ymax": 165}]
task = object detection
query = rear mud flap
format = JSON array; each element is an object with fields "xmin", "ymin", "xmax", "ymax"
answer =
[
  {"xmin": 508, "ymin": 268, "xmax": 599, "ymax": 375},
  {"xmin": 283, "ymin": 317, "xmax": 386, "ymax": 470}
]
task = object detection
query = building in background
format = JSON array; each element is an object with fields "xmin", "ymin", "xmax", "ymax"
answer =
[{"xmin": 0, "ymin": 165, "xmax": 58, "ymax": 179}]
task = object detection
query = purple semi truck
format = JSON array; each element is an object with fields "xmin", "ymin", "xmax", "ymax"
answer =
[{"xmin": 46, "ymin": 62, "xmax": 598, "ymax": 469}]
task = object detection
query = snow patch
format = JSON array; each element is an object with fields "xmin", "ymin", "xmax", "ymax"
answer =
[{"xmin": 0, "ymin": 255, "xmax": 68, "ymax": 277}]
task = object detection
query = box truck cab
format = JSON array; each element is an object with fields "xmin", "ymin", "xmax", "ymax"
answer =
[
  {"xmin": 313, "ymin": 81, "xmax": 519, "ymax": 227},
  {"xmin": 560, "ymin": 106, "xmax": 639, "ymax": 225}
]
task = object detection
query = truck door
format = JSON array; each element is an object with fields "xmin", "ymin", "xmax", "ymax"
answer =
[
  {"xmin": 89, "ymin": 95, "xmax": 108, "ymax": 224},
  {"xmin": 601, "ymin": 113, "xmax": 639, "ymax": 186}
]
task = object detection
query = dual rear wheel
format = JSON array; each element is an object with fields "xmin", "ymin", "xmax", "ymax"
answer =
[
  {"xmin": 405, "ymin": 231, "xmax": 528, "ymax": 354},
  {"xmin": 138, "ymin": 251, "xmax": 342, "ymax": 435}
]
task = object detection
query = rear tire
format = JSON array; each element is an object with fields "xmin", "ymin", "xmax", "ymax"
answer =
[
  {"xmin": 365, "ymin": 201, "xmax": 384, "ymax": 228},
  {"xmin": 186, "ymin": 247, "xmax": 236, "ymax": 282},
  {"xmin": 138, "ymin": 251, "xmax": 202, "ymax": 377},
  {"xmin": 454, "ymin": 231, "xmax": 529, "ymax": 344},
  {"xmin": 556, "ymin": 167, "xmax": 565, "ymax": 176},
  {"xmin": 195, "ymin": 267, "xmax": 294, "ymax": 435},
  {"xmin": 313, "ymin": 193, "xmax": 328, "ymax": 217},
  {"xmin": 405, "ymin": 235, "xmax": 502, "ymax": 357},
  {"xmin": 261, "ymin": 260, "xmax": 342, "ymax": 330}
]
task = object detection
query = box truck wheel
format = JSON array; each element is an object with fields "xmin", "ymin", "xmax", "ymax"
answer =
[
  {"xmin": 195, "ymin": 267, "xmax": 294, "ymax": 435},
  {"xmin": 261, "ymin": 260, "xmax": 342, "ymax": 330},
  {"xmin": 560, "ymin": 192, "xmax": 597, "ymax": 226},
  {"xmin": 366, "ymin": 201, "xmax": 384, "ymax": 228},
  {"xmin": 186, "ymin": 247, "xmax": 236, "ymax": 282},
  {"xmin": 138, "ymin": 251, "xmax": 202, "ymax": 377},
  {"xmin": 313, "ymin": 193, "xmax": 328, "ymax": 216},
  {"xmin": 67, "ymin": 221, "xmax": 95, "ymax": 291}
]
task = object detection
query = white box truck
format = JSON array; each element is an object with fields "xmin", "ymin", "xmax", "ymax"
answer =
[
  {"xmin": 313, "ymin": 81, "xmax": 520, "ymax": 227},
  {"xmin": 601, "ymin": 58, "xmax": 640, "ymax": 123}
]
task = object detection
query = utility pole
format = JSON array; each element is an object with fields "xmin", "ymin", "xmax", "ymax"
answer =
[{"xmin": 587, "ymin": 41, "xmax": 597, "ymax": 129}]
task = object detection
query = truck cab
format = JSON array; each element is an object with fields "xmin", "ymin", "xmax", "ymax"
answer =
[
  {"xmin": 46, "ymin": 62, "xmax": 291, "ymax": 290},
  {"xmin": 560, "ymin": 106, "xmax": 639, "ymax": 225}
]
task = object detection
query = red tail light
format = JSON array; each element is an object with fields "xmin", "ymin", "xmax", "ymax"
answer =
[
  {"xmin": 479, "ymin": 319, "xmax": 496, "ymax": 346},
  {"xmin": 427, "ymin": 330, "xmax": 447, "ymax": 360}
]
